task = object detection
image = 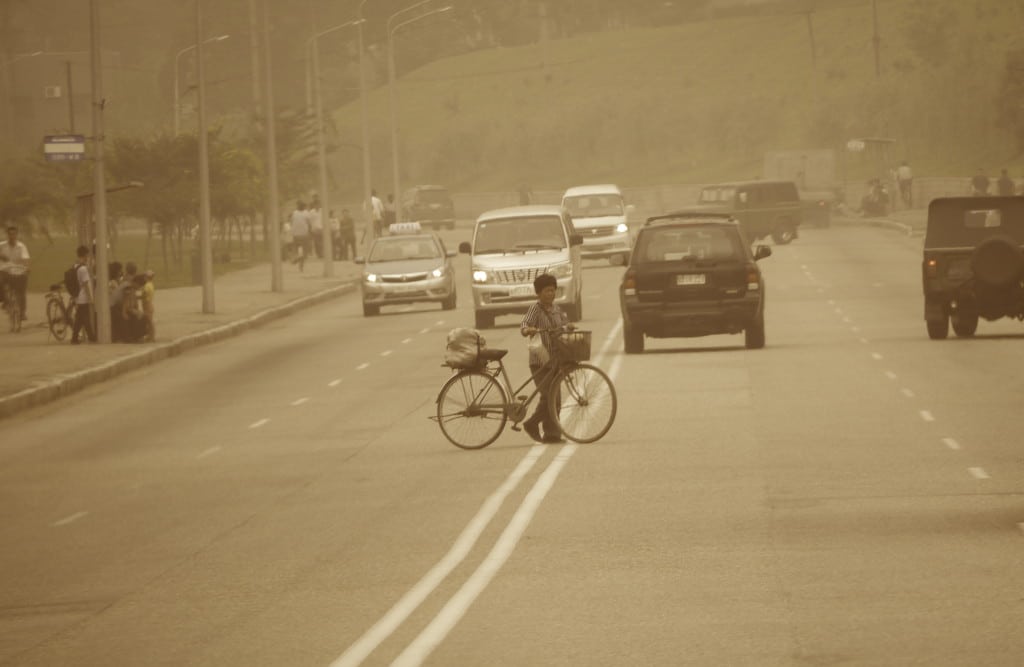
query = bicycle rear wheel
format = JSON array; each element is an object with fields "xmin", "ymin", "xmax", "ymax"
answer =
[
  {"xmin": 47, "ymin": 298, "xmax": 68, "ymax": 340},
  {"xmin": 436, "ymin": 370, "xmax": 508, "ymax": 450},
  {"xmin": 550, "ymin": 363, "xmax": 617, "ymax": 443}
]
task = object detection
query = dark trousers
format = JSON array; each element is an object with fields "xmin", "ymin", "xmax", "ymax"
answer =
[
  {"xmin": 72, "ymin": 303, "xmax": 96, "ymax": 342},
  {"xmin": 2, "ymin": 273, "xmax": 27, "ymax": 317},
  {"xmin": 525, "ymin": 363, "xmax": 561, "ymax": 437}
]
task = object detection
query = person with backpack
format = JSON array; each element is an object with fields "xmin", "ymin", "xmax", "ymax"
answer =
[{"xmin": 69, "ymin": 245, "xmax": 96, "ymax": 343}]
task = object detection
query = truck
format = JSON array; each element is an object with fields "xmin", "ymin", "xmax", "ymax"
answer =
[{"xmin": 763, "ymin": 149, "xmax": 841, "ymax": 227}]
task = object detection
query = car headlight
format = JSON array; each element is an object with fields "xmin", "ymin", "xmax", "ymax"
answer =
[
  {"xmin": 547, "ymin": 262, "xmax": 572, "ymax": 279},
  {"xmin": 472, "ymin": 269, "xmax": 488, "ymax": 283},
  {"xmin": 364, "ymin": 273, "xmax": 378, "ymax": 283},
  {"xmin": 616, "ymin": 223, "xmax": 628, "ymax": 233},
  {"xmin": 431, "ymin": 266, "xmax": 445, "ymax": 278}
]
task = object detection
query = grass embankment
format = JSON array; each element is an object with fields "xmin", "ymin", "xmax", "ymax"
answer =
[
  {"xmin": 329, "ymin": 0, "xmax": 1023, "ymax": 196},
  {"xmin": 22, "ymin": 233, "xmax": 270, "ymax": 294}
]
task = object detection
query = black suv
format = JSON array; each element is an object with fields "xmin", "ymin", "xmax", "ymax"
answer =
[
  {"xmin": 923, "ymin": 196, "xmax": 1024, "ymax": 339},
  {"xmin": 694, "ymin": 180, "xmax": 802, "ymax": 244},
  {"xmin": 401, "ymin": 185, "xmax": 456, "ymax": 231},
  {"xmin": 619, "ymin": 213, "xmax": 772, "ymax": 353}
]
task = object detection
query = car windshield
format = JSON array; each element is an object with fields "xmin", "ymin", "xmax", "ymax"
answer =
[
  {"xmin": 634, "ymin": 226, "xmax": 741, "ymax": 264},
  {"xmin": 368, "ymin": 237, "xmax": 441, "ymax": 262},
  {"xmin": 474, "ymin": 216, "xmax": 566, "ymax": 254},
  {"xmin": 698, "ymin": 187, "xmax": 736, "ymax": 203},
  {"xmin": 563, "ymin": 194, "xmax": 624, "ymax": 217},
  {"xmin": 416, "ymin": 189, "xmax": 450, "ymax": 205}
]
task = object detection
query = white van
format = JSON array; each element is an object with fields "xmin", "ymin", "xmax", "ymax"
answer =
[
  {"xmin": 561, "ymin": 184, "xmax": 635, "ymax": 265},
  {"xmin": 458, "ymin": 205, "xmax": 583, "ymax": 329}
]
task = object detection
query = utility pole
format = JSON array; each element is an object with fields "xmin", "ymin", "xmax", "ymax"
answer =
[
  {"xmin": 802, "ymin": 11, "xmax": 817, "ymax": 68},
  {"xmin": 871, "ymin": 0, "xmax": 881, "ymax": 79},
  {"xmin": 262, "ymin": 0, "xmax": 283, "ymax": 292},
  {"xmin": 357, "ymin": 0, "xmax": 373, "ymax": 246},
  {"xmin": 89, "ymin": 0, "xmax": 111, "ymax": 343},
  {"xmin": 66, "ymin": 60, "xmax": 75, "ymax": 131},
  {"xmin": 196, "ymin": 0, "xmax": 215, "ymax": 313},
  {"xmin": 247, "ymin": 0, "xmax": 261, "ymax": 113},
  {"xmin": 311, "ymin": 33, "xmax": 334, "ymax": 276}
]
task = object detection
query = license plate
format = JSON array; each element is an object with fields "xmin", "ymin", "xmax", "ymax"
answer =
[
  {"xmin": 511, "ymin": 285, "xmax": 534, "ymax": 297},
  {"xmin": 676, "ymin": 274, "xmax": 706, "ymax": 286}
]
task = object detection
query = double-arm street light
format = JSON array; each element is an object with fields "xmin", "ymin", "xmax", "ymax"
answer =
[
  {"xmin": 306, "ymin": 18, "xmax": 365, "ymax": 278},
  {"xmin": 174, "ymin": 33, "xmax": 228, "ymax": 136},
  {"xmin": 357, "ymin": 0, "xmax": 373, "ymax": 244},
  {"xmin": 387, "ymin": 2, "xmax": 452, "ymax": 223}
]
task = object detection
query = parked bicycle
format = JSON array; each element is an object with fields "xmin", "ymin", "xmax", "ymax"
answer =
[
  {"xmin": 433, "ymin": 329, "xmax": 617, "ymax": 449},
  {"xmin": 1, "ymin": 277, "xmax": 20, "ymax": 332},
  {"xmin": 45, "ymin": 283, "xmax": 75, "ymax": 341}
]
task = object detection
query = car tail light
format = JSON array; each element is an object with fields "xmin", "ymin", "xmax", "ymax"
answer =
[
  {"xmin": 622, "ymin": 269, "xmax": 636, "ymax": 296},
  {"xmin": 746, "ymin": 265, "xmax": 760, "ymax": 290},
  {"xmin": 925, "ymin": 258, "xmax": 938, "ymax": 278}
]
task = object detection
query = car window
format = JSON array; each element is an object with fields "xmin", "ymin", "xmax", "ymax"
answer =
[
  {"xmin": 474, "ymin": 216, "xmax": 567, "ymax": 254},
  {"xmin": 699, "ymin": 187, "xmax": 736, "ymax": 203},
  {"xmin": 368, "ymin": 237, "xmax": 441, "ymax": 262},
  {"xmin": 563, "ymin": 194, "xmax": 624, "ymax": 217},
  {"xmin": 635, "ymin": 226, "xmax": 741, "ymax": 264}
]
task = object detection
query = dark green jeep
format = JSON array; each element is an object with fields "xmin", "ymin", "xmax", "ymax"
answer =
[{"xmin": 922, "ymin": 196, "xmax": 1024, "ymax": 339}]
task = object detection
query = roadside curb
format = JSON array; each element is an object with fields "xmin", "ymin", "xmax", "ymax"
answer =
[
  {"xmin": 0, "ymin": 280, "xmax": 358, "ymax": 421},
  {"xmin": 833, "ymin": 215, "xmax": 920, "ymax": 236}
]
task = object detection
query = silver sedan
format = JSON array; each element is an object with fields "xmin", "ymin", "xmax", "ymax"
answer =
[{"xmin": 356, "ymin": 232, "xmax": 457, "ymax": 316}]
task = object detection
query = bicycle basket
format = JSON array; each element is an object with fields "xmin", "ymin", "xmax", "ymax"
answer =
[{"xmin": 554, "ymin": 330, "xmax": 591, "ymax": 362}]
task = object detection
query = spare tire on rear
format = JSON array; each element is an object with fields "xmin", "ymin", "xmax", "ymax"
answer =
[{"xmin": 970, "ymin": 236, "xmax": 1024, "ymax": 287}]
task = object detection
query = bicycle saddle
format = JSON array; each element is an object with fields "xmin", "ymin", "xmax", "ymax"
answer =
[
  {"xmin": 49, "ymin": 283, "xmax": 63, "ymax": 291},
  {"xmin": 478, "ymin": 348, "xmax": 508, "ymax": 361}
]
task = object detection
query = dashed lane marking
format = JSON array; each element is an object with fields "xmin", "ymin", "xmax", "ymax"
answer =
[
  {"xmin": 357, "ymin": 363, "xmax": 370, "ymax": 371},
  {"xmin": 328, "ymin": 379, "xmax": 342, "ymax": 387},
  {"xmin": 943, "ymin": 437, "xmax": 961, "ymax": 450},
  {"xmin": 402, "ymin": 338, "xmax": 413, "ymax": 344},
  {"xmin": 901, "ymin": 388, "xmax": 915, "ymax": 398},
  {"xmin": 381, "ymin": 350, "xmax": 393, "ymax": 357},
  {"xmin": 291, "ymin": 397, "xmax": 309, "ymax": 406},
  {"xmin": 859, "ymin": 338, "xmax": 869, "ymax": 344},
  {"xmin": 197, "ymin": 446, "xmax": 221, "ymax": 459},
  {"xmin": 871, "ymin": 352, "xmax": 883, "ymax": 360},
  {"xmin": 968, "ymin": 467, "xmax": 990, "ymax": 480},
  {"xmin": 249, "ymin": 419, "xmax": 269, "ymax": 429},
  {"xmin": 52, "ymin": 511, "xmax": 88, "ymax": 527},
  {"xmin": 885, "ymin": 371, "xmax": 897, "ymax": 380},
  {"xmin": 920, "ymin": 410, "xmax": 935, "ymax": 422},
  {"xmin": 419, "ymin": 328, "xmax": 430, "ymax": 334}
]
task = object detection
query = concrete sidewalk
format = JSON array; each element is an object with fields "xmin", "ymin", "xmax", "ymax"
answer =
[{"xmin": 0, "ymin": 257, "xmax": 361, "ymax": 420}]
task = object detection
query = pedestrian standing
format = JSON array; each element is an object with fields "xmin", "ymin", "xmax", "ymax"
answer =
[
  {"xmin": 997, "ymin": 168, "xmax": 1015, "ymax": 196},
  {"xmin": 71, "ymin": 245, "xmax": 96, "ymax": 344},
  {"xmin": 896, "ymin": 160, "xmax": 913, "ymax": 208},
  {"xmin": 338, "ymin": 209, "xmax": 356, "ymax": 260},
  {"xmin": 971, "ymin": 168, "xmax": 990, "ymax": 196},
  {"xmin": 309, "ymin": 196, "xmax": 324, "ymax": 258},
  {"xmin": 141, "ymin": 270, "xmax": 156, "ymax": 342},
  {"xmin": 291, "ymin": 201, "xmax": 311, "ymax": 271},
  {"xmin": 0, "ymin": 225, "xmax": 30, "ymax": 321},
  {"xmin": 370, "ymin": 189, "xmax": 384, "ymax": 238},
  {"xmin": 384, "ymin": 193, "xmax": 397, "ymax": 230}
]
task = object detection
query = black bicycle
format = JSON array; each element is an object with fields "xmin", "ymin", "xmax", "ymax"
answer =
[
  {"xmin": 1, "ymin": 274, "xmax": 21, "ymax": 332},
  {"xmin": 433, "ymin": 329, "xmax": 617, "ymax": 449},
  {"xmin": 45, "ymin": 283, "xmax": 75, "ymax": 341}
]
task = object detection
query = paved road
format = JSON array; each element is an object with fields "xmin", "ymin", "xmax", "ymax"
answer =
[{"xmin": 2, "ymin": 224, "xmax": 1023, "ymax": 666}]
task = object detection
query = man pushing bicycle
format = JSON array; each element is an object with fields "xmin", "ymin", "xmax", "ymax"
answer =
[
  {"xmin": 520, "ymin": 273, "xmax": 575, "ymax": 444},
  {"xmin": 0, "ymin": 225, "xmax": 31, "ymax": 323}
]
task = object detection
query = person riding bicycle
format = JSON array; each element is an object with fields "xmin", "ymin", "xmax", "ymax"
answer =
[
  {"xmin": 0, "ymin": 225, "xmax": 31, "ymax": 322},
  {"xmin": 520, "ymin": 273, "xmax": 574, "ymax": 444}
]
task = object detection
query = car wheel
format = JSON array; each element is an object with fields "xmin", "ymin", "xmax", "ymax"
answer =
[
  {"xmin": 744, "ymin": 314, "xmax": 766, "ymax": 349},
  {"xmin": 624, "ymin": 325, "xmax": 644, "ymax": 354},
  {"xmin": 609, "ymin": 254, "xmax": 626, "ymax": 266},
  {"xmin": 771, "ymin": 224, "xmax": 796, "ymax": 245},
  {"xmin": 926, "ymin": 315, "xmax": 949, "ymax": 340},
  {"xmin": 441, "ymin": 292, "xmax": 456, "ymax": 311},
  {"xmin": 474, "ymin": 311, "xmax": 494, "ymax": 329},
  {"xmin": 951, "ymin": 311, "xmax": 978, "ymax": 337},
  {"xmin": 362, "ymin": 302, "xmax": 380, "ymax": 317}
]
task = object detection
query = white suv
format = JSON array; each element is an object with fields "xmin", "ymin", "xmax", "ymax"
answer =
[
  {"xmin": 458, "ymin": 205, "xmax": 583, "ymax": 329},
  {"xmin": 562, "ymin": 184, "xmax": 635, "ymax": 265}
]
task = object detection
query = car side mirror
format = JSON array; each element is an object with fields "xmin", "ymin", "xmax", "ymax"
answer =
[
  {"xmin": 446, "ymin": 249, "xmax": 457, "ymax": 258},
  {"xmin": 458, "ymin": 241, "xmax": 471, "ymax": 254},
  {"xmin": 353, "ymin": 256, "xmax": 365, "ymax": 264},
  {"xmin": 753, "ymin": 245, "xmax": 772, "ymax": 261},
  {"xmin": 569, "ymin": 233, "xmax": 583, "ymax": 246}
]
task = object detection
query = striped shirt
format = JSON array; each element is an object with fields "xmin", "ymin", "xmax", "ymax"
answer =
[{"xmin": 521, "ymin": 301, "xmax": 569, "ymax": 366}]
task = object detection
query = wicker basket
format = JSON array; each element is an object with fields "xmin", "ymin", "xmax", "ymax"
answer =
[{"xmin": 554, "ymin": 330, "xmax": 591, "ymax": 362}]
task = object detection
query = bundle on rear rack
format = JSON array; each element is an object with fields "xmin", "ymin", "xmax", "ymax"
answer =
[{"xmin": 444, "ymin": 327, "xmax": 487, "ymax": 368}]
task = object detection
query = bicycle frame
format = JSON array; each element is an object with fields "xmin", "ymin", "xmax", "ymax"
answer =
[{"xmin": 449, "ymin": 357, "xmax": 569, "ymax": 424}]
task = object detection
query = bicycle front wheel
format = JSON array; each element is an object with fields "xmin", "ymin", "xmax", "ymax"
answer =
[
  {"xmin": 437, "ymin": 370, "xmax": 508, "ymax": 450},
  {"xmin": 5, "ymin": 287, "xmax": 20, "ymax": 332},
  {"xmin": 550, "ymin": 363, "xmax": 617, "ymax": 443},
  {"xmin": 47, "ymin": 299, "xmax": 68, "ymax": 340}
]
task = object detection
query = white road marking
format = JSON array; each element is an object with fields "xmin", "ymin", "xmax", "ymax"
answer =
[
  {"xmin": 331, "ymin": 446, "xmax": 547, "ymax": 667},
  {"xmin": 920, "ymin": 410, "xmax": 935, "ymax": 422},
  {"xmin": 356, "ymin": 363, "xmax": 370, "ymax": 371},
  {"xmin": 402, "ymin": 338, "xmax": 413, "ymax": 344},
  {"xmin": 859, "ymin": 338, "xmax": 869, "ymax": 344},
  {"xmin": 52, "ymin": 511, "xmax": 88, "ymax": 527},
  {"xmin": 380, "ymin": 350, "xmax": 393, "ymax": 357},
  {"xmin": 291, "ymin": 397, "xmax": 309, "ymax": 406},
  {"xmin": 901, "ymin": 388, "xmax": 915, "ymax": 398},
  {"xmin": 885, "ymin": 371, "xmax": 897, "ymax": 380},
  {"xmin": 419, "ymin": 328, "xmax": 430, "ymax": 334},
  {"xmin": 816, "ymin": 288, "xmax": 824, "ymax": 293},
  {"xmin": 943, "ymin": 437, "xmax": 961, "ymax": 450},
  {"xmin": 328, "ymin": 379, "xmax": 342, "ymax": 387},
  {"xmin": 851, "ymin": 326, "xmax": 860, "ymax": 333},
  {"xmin": 827, "ymin": 299, "xmax": 835, "ymax": 305},
  {"xmin": 842, "ymin": 317, "xmax": 851, "ymax": 323},
  {"xmin": 249, "ymin": 419, "xmax": 269, "ymax": 429},
  {"xmin": 871, "ymin": 352, "xmax": 883, "ymax": 360},
  {"xmin": 197, "ymin": 446, "xmax": 221, "ymax": 459},
  {"xmin": 391, "ymin": 445, "xmax": 579, "ymax": 667},
  {"xmin": 435, "ymin": 320, "xmax": 445, "ymax": 326},
  {"xmin": 968, "ymin": 467, "xmax": 990, "ymax": 480}
]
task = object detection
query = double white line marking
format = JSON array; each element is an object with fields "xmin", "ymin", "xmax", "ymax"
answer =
[{"xmin": 332, "ymin": 321, "xmax": 623, "ymax": 667}]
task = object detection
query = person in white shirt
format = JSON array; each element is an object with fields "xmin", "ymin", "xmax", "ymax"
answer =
[
  {"xmin": 309, "ymin": 196, "xmax": 324, "ymax": 258},
  {"xmin": 71, "ymin": 245, "xmax": 96, "ymax": 343},
  {"xmin": 370, "ymin": 189, "xmax": 385, "ymax": 238},
  {"xmin": 896, "ymin": 161, "xmax": 913, "ymax": 208},
  {"xmin": 0, "ymin": 225, "xmax": 30, "ymax": 321},
  {"xmin": 291, "ymin": 201, "xmax": 311, "ymax": 271}
]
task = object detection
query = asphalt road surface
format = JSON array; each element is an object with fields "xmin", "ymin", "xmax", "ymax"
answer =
[{"xmin": 2, "ymin": 225, "xmax": 1023, "ymax": 666}]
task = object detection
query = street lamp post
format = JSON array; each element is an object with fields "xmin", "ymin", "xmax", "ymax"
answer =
[
  {"xmin": 89, "ymin": 0, "xmax": 111, "ymax": 344},
  {"xmin": 357, "ymin": 1, "xmax": 373, "ymax": 245},
  {"xmin": 306, "ymin": 18, "xmax": 365, "ymax": 278},
  {"xmin": 387, "ymin": 4, "xmax": 452, "ymax": 224},
  {"xmin": 174, "ymin": 33, "xmax": 228, "ymax": 136},
  {"xmin": 261, "ymin": 0, "xmax": 283, "ymax": 292},
  {"xmin": 196, "ymin": 0, "xmax": 214, "ymax": 313}
]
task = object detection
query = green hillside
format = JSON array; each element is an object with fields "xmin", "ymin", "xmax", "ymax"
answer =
[{"xmin": 328, "ymin": 0, "xmax": 1024, "ymax": 195}]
